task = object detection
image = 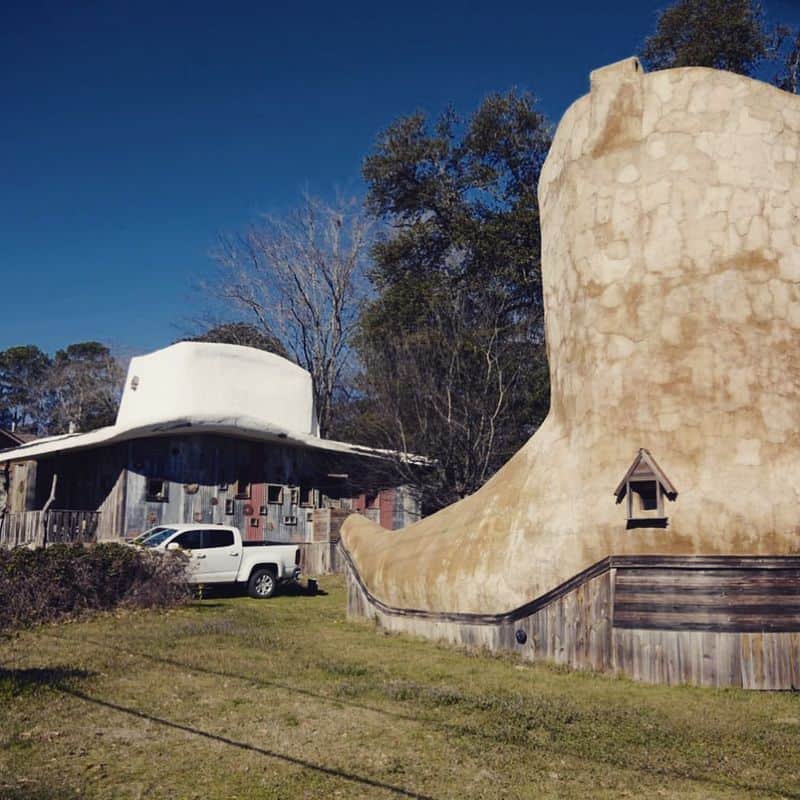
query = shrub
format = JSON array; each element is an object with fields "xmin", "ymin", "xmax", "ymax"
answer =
[{"xmin": 0, "ymin": 543, "xmax": 190, "ymax": 633}]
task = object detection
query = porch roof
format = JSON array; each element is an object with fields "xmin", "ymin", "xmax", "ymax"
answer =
[{"xmin": 0, "ymin": 415, "xmax": 425, "ymax": 466}]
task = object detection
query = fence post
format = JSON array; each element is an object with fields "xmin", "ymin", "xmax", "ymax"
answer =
[{"xmin": 40, "ymin": 473, "xmax": 58, "ymax": 548}]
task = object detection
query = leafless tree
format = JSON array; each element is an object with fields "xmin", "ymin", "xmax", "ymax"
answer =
[
  {"xmin": 211, "ymin": 194, "xmax": 372, "ymax": 437},
  {"xmin": 357, "ymin": 286, "xmax": 549, "ymax": 513}
]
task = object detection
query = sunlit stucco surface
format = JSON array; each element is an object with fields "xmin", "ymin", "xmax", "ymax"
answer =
[{"xmin": 342, "ymin": 59, "xmax": 800, "ymax": 614}]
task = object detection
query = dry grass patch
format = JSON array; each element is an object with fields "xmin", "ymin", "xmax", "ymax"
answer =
[{"xmin": 1, "ymin": 576, "xmax": 799, "ymax": 799}]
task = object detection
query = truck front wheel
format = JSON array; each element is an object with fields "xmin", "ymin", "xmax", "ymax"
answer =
[{"xmin": 248, "ymin": 567, "xmax": 277, "ymax": 599}]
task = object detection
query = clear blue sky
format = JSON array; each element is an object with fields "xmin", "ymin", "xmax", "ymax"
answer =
[{"xmin": 3, "ymin": 0, "xmax": 799, "ymax": 356}]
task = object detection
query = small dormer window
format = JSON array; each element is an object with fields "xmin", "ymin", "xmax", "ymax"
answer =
[
  {"xmin": 146, "ymin": 478, "xmax": 169, "ymax": 502},
  {"xmin": 614, "ymin": 449, "xmax": 677, "ymax": 529},
  {"xmin": 299, "ymin": 486, "xmax": 317, "ymax": 508},
  {"xmin": 235, "ymin": 474, "xmax": 252, "ymax": 500},
  {"xmin": 267, "ymin": 484, "xmax": 284, "ymax": 504}
]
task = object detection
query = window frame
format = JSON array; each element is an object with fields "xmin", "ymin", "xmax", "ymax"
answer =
[
  {"xmin": 172, "ymin": 529, "xmax": 203, "ymax": 550},
  {"xmin": 299, "ymin": 486, "xmax": 317, "ymax": 508},
  {"xmin": 234, "ymin": 477, "xmax": 252, "ymax": 500},
  {"xmin": 201, "ymin": 528, "xmax": 235, "ymax": 548},
  {"xmin": 145, "ymin": 478, "xmax": 169, "ymax": 503},
  {"xmin": 629, "ymin": 479, "xmax": 662, "ymax": 515}
]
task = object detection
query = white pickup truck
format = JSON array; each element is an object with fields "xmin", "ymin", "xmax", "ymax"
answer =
[{"xmin": 138, "ymin": 523, "xmax": 301, "ymax": 598}]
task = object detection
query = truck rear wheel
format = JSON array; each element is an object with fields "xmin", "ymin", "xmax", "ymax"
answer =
[{"xmin": 248, "ymin": 567, "xmax": 276, "ymax": 599}]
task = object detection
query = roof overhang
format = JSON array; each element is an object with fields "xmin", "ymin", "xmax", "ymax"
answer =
[{"xmin": 0, "ymin": 415, "xmax": 429, "ymax": 466}]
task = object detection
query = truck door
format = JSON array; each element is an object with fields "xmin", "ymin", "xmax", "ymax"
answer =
[
  {"xmin": 170, "ymin": 529, "xmax": 204, "ymax": 580},
  {"xmin": 193, "ymin": 528, "xmax": 239, "ymax": 583}
]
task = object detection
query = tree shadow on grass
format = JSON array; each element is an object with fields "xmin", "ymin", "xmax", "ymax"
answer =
[
  {"xmin": 282, "ymin": 581, "xmax": 329, "ymax": 598},
  {"xmin": 55, "ymin": 685, "xmax": 436, "ymax": 800},
  {"xmin": 1, "ymin": 647, "xmax": 433, "ymax": 798},
  {"xmin": 193, "ymin": 581, "xmax": 328, "ymax": 600},
  {"xmin": 0, "ymin": 783, "xmax": 81, "ymax": 800},
  {"xmin": 39, "ymin": 632, "xmax": 800, "ymax": 800},
  {"xmin": 0, "ymin": 666, "xmax": 94, "ymax": 698}
]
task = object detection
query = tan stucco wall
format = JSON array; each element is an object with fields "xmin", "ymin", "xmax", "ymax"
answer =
[{"xmin": 341, "ymin": 58, "xmax": 800, "ymax": 615}]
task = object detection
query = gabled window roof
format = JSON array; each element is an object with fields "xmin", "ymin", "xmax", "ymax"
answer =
[{"xmin": 614, "ymin": 448, "xmax": 678, "ymax": 503}]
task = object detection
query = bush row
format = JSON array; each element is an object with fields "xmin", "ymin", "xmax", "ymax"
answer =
[{"xmin": 0, "ymin": 543, "xmax": 190, "ymax": 633}]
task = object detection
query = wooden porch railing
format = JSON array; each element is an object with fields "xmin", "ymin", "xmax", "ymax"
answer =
[{"xmin": 0, "ymin": 510, "xmax": 100, "ymax": 548}]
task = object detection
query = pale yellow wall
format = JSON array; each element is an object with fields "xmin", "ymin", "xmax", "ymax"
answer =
[{"xmin": 341, "ymin": 58, "xmax": 800, "ymax": 615}]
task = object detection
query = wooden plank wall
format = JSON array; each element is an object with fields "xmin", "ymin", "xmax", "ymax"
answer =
[
  {"xmin": 312, "ymin": 509, "xmax": 349, "ymax": 543},
  {"xmin": 0, "ymin": 511, "xmax": 45, "ymax": 547},
  {"xmin": 4, "ymin": 434, "xmax": 417, "ymax": 573},
  {"xmin": 299, "ymin": 509, "xmax": 350, "ymax": 575},
  {"xmin": 343, "ymin": 548, "xmax": 800, "ymax": 689},
  {"xmin": 300, "ymin": 541, "xmax": 341, "ymax": 576},
  {"xmin": 6, "ymin": 461, "xmax": 38, "ymax": 513},
  {"xmin": 614, "ymin": 565, "xmax": 800, "ymax": 632},
  {"xmin": 0, "ymin": 510, "xmax": 100, "ymax": 548},
  {"xmin": 96, "ymin": 462, "xmax": 127, "ymax": 540},
  {"xmin": 23, "ymin": 446, "xmax": 129, "ymax": 541},
  {"xmin": 343, "ymin": 545, "xmax": 614, "ymax": 669},
  {"xmin": 612, "ymin": 560, "xmax": 800, "ymax": 689},
  {"xmin": 611, "ymin": 628, "xmax": 800, "ymax": 689},
  {"xmin": 122, "ymin": 434, "xmax": 388, "ymax": 545},
  {"xmin": 392, "ymin": 485, "xmax": 422, "ymax": 530},
  {"xmin": 46, "ymin": 510, "xmax": 100, "ymax": 543},
  {"xmin": 523, "ymin": 571, "xmax": 613, "ymax": 671}
]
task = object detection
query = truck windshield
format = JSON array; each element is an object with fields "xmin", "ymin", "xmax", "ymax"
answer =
[
  {"xmin": 142, "ymin": 528, "xmax": 179, "ymax": 548},
  {"xmin": 132, "ymin": 526, "xmax": 167, "ymax": 545}
]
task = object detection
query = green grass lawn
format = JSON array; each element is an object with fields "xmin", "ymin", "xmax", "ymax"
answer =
[{"xmin": 1, "ymin": 575, "xmax": 799, "ymax": 800}]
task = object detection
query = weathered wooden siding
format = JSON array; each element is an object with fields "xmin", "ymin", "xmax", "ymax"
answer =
[
  {"xmin": 6, "ymin": 460, "xmax": 38, "ymax": 513},
  {"xmin": 300, "ymin": 541, "xmax": 342, "ymax": 575},
  {"xmin": 120, "ymin": 435, "xmax": 411, "ymax": 560},
  {"xmin": 312, "ymin": 508, "xmax": 348, "ymax": 543},
  {"xmin": 96, "ymin": 463, "xmax": 127, "ymax": 540},
  {"xmin": 123, "ymin": 435, "xmax": 343, "ymax": 541},
  {"xmin": 348, "ymin": 487, "xmax": 420, "ymax": 530},
  {"xmin": 2, "ymin": 434, "xmax": 420, "ymax": 574},
  {"xmin": 0, "ymin": 510, "xmax": 46, "ymax": 547},
  {"xmin": 343, "ymin": 549, "xmax": 800, "ymax": 689},
  {"xmin": 523, "ymin": 570, "xmax": 614, "ymax": 671},
  {"xmin": 11, "ymin": 445, "xmax": 129, "ymax": 541},
  {"xmin": 614, "ymin": 565, "xmax": 800, "ymax": 632},
  {"xmin": 611, "ymin": 628, "xmax": 800, "ymax": 689},
  {"xmin": 611, "ymin": 559, "xmax": 800, "ymax": 688},
  {"xmin": 345, "ymin": 553, "xmax": 613, "ymax": 668},
  {"xmin": 295, "ymin": 509, "xmax": 348, "ymax": 575},
  {"xmin": 392, "ymin": 485, "xmax": 421, "ymax": 530},
  {"xmin": 379, "ymin": 489, "xmax": 394, "ymax": 530},
  {"xmin": 0, "ymin": 510, "xmax": 99, "ymax": 548}
]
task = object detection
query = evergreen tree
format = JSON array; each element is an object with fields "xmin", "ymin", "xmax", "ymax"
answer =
[
  {"xmin": 642, "ymin": 0, "xmax": 771, "ymax": 75},
  {"xmin": 358, "ymin": 92, "xmax": 552, "ymax": 511},
  {"xmin": 0, "ymin": 345, "xmax": 51, "ymax": 434}
]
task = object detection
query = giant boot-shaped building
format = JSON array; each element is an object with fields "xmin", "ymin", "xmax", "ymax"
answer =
[{"xmin": 340, "ymin": 59, "xmax": 800, "ymax": 688}]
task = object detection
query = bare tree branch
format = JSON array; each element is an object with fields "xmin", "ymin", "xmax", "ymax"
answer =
[{"xmin": 209, "ymin": 194, "xmax": 372, "ymax": 437}]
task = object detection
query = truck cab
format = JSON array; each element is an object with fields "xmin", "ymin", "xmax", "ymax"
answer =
[{"xmin": 140, "ymin": 523, "xmax": 301, "ymax": 598}]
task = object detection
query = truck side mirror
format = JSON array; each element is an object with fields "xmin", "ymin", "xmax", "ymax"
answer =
[{"xmin": 166, "ymin": 542, "xmax": 181, "ymax": 552}]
